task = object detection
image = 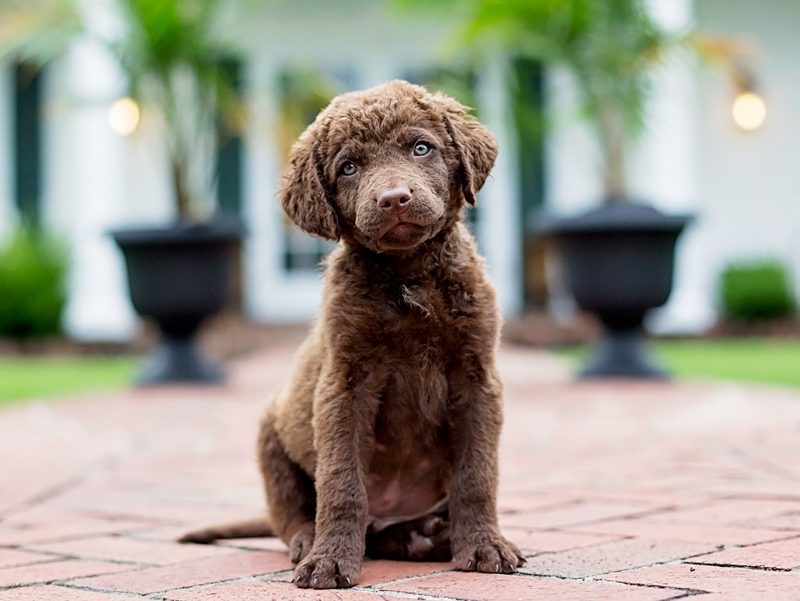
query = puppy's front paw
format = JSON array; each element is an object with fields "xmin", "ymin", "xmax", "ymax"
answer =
[
  {"xmin": 453, "ymin": 531, "xmax": 525, "ymax": 574},
  {"xmin": 292, "ymin": 552, "xmax": 361, "ymax": 589}
]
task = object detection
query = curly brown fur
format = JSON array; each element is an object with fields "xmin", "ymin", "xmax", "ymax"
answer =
[{"xmin": 180, "ymin": 80, "xmax": 524, "ymax": 588}]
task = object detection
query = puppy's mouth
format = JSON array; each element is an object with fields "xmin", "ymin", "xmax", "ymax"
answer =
[
  {"xmin": 377, "ymin": 219, "xmax": 429, "ymax": 250},
  {"xmin": 386, "ymin": 221, "xmax": 424, "ymax": 236}
]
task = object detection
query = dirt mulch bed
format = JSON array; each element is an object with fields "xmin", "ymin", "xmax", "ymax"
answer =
[
  {"xmin": 502, "ymin": 311, "xmax": 599, "ymax": 347},
  {"xmin": 504, "ymin": 313, "xmax": 800, "ymax": 347},
  {"xmin": 0, "ymin": 313, "xmax": 310, "ymax": 360}
]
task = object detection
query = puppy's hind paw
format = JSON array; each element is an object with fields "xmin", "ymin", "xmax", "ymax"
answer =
[{"xmin": 288, "ymin": 524, "xmax": 315, "ymax": 564}]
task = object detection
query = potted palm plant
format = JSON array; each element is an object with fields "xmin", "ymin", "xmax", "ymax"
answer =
[
  {"xmin": 107, "ymin": 0, "xmax": 245, "ymax": 385},
  {"xmin": 2, "ymin": 0, "xmax": 245, "ymax": 384},
  {"xmin": 426, "ymin": 0, "xmax": 694, "ymax": 377}
]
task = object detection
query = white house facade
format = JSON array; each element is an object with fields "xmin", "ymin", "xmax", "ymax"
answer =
[{"xmin": 0, "ymin": 0, "xmax": 797, "ymax": 341}]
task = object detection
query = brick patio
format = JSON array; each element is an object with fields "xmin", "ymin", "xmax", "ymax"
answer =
[{"xmin": 1, "ymin": 340, "xmax": 800, "ymax": 600}]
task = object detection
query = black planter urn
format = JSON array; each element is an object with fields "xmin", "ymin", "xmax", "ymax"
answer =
[
  {"xmin": 541, "ymin": 203, "xmax": 693, "ymax": 378},
  {"xmin": 112, "ymin": 220, "xmax": 243, "ymax": 386}
]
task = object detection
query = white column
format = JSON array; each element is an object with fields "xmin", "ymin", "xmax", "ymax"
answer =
[
  {"xmin": 544, "ymin": 66, "xmax": 604, "ymax": 215},
  {"xmin": 242, "ymin": 56, "xmax": 277, "ymax": 322},
  {"xmin": 477, "ymin": 57, "xmax": 523, "ymax": 317},
  {"xmin": 44, "ymin": 41, "xmax": 137, "ymax": 341},
  {"xmin": 242, "ymin": 57, "xmax": 324, "ymax": 322},
  {"xmin": 638, "ymin": 0, "xmax": 715, "ymax": 334},
  {"xmin": 0, "ymin": 61, "xmax": 14, "ymax": 240}
]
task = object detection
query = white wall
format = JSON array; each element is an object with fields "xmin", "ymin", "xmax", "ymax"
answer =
[{"xmin": 693, "ymin": 0, "xmax": 800, "ymax": 311}]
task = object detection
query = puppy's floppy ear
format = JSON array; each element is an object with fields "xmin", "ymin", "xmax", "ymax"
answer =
[
  {"xmin": 433, "ymin": 93, "xmax": 498, "ymax": 206},
  {"xmin": 277, "ymin": 126, "xmax": 340, "ymax": 240}
]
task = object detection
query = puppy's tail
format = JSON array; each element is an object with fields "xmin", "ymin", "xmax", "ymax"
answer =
[{"xmin": 178, "ymin": 517, "xmax": 274, "ymax": 544}]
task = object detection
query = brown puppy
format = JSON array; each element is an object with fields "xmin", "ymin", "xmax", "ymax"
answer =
[{"xmin": 181, "ymin": 80, "xmax": 524, "ymax": 589}]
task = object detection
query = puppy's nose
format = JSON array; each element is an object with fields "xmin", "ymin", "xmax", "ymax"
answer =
[{"xmin": 377, "ymin": 187, "xmax": 412, "ymax": 213}]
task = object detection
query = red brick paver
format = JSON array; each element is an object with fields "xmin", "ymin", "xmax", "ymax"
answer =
[
  {"xmin": 345, "ymin": 558, "xmax": 449, "ymax": 586},
  {"xmin": 606, "ymin": 562, "xmax": 800, "ymax": 598},
  {"xmin": 502, "ymin": 526, "xmax": 622, "ymax": 554},
  {"xmin": 688, "ymin": 535, "xmax": 800, "ymax": 570},
  {"xmin": 70, "ymin": 551, "xmax": 291, "ymax": 594},
  {"xmin": 27, "ymin": 534, "xmax": 233, "ymax": 565},
  {"xmin": 0, "ymin": 517, "xmax": 156, "ymax": 546},
  {"xmin": 1, "ymin": 341, "xmax": 800, "ymax": 599},
  {"xmin": 0, "ymin": 585, "xmax": 123, "ymax": 600},
  {"xmin": 0, "ymin": 559, "xmax": 127, "ymax": 588},
  {"xmin": 164, "ymin": 580, "xmax": 402, "ymax": 600},
  {"xmin": 380, "ymin": 571, "xmax": 688, "ymax": 600},
  {"xmin": 751, "ymin": 512, "xmax": 800, "ymax": 530},
  {"xmin": 270, "ymin": 558, "xmax": 449, "ymax": 586},
  {"xmin": 647, "ymin": 498, "xmax": 800, "ymax": 526},
  {"xmin": 577, "ymin": 516, "xmax": 798, "ymax": 546},
  {"xmin": 0, "ymin": 548, "xmax": 51, "ymax": 569},
  {"xmin": 521, "ymin": 537, "xmax": 714, "ymax": 578}
]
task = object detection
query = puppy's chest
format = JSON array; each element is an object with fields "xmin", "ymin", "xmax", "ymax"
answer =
[
  {"xmin": 368, "ymin": 279, "xmax": 474, "ymax": 414},
  {"xmin": 378, "ymin": 276, "xmax": 476, "ymax": 341},
  {"xmin": 399, "ymin": 274, "xmax": 477, "ymax": 316}
]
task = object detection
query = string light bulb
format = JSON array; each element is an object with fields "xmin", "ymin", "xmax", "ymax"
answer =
[
  {"xmin": 732, "ymin": 91, "xmax": 766, "ymax": 132},
  {"xmin": 108, "ymin": 97, "xmax": 140, "ymax": 136}
]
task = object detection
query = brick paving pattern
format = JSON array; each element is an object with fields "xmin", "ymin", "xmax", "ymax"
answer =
[{"xmin": 1, "ymin": 341, "xmax": 799, "ymax": 599}]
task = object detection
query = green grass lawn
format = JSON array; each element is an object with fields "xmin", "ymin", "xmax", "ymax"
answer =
[
  {"xmin": 2, "ymin": 339, "xmax": 798, "ymax": 407},
  {"xmin": 563, "ymin": 338, "xmax": 800, "ymax": 388},
  {"xmin": 0, "ymin": 356, "xmax": 137, "ymax": 406}
]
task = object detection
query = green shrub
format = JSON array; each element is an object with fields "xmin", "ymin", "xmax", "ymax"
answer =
[
  {"xmin": 720, "ymin": 260, "xmax": 796, "ymax": 321},
  {"xmin": 0, "ymin": 229, "xmax": 67, "ymax": 338}
]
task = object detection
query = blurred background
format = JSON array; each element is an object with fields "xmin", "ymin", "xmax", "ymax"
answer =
[{"xmin": 0, "ymin": 0, "xmax": 798, "ymax": 401}]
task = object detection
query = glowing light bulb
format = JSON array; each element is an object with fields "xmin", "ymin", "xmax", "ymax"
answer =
[
  {"xmin": 108, "ymin": 97, "xmax": 140, "ymax": 136},
  {"xmin": 731, "ymin": 91, "xmax": 766, "ymax": 132}
]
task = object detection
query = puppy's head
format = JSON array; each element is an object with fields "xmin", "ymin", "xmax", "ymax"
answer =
[{"xmin": 278, "ymin": 80, "xmax": 497, "ymax": 253}]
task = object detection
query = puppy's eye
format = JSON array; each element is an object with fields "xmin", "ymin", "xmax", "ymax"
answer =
[
  {"xmin": 413, "ymin": 142, "xmax": 432, "ymax": 157},
  {"xmin": 341, "ymin": 160, "xmax": 357, "ymax": 176}
]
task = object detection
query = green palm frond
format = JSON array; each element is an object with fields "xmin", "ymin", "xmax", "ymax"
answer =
[
  {"xmin": 398, "ymin": 0, "xmax": 682, "ymax": 198},
  {"xmin": 110, "ymin": 0, "xmax": 242, "ymax": 217}
]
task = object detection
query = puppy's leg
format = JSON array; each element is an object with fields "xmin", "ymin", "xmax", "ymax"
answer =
[
  {"xmin": 366, "ymin": 512, "xmax": 451, "ymax": 562},
  {"xmin": 448, "ymin": 369, "xmax": 525, "ymax": 574},
  {"xmin": 259, "ymin": 415, "xmax": 317, "ymax": 564},
  {"xmin": 292, "ymin": 381, "xmax": 375, "ymax": 590}
]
